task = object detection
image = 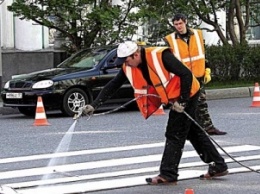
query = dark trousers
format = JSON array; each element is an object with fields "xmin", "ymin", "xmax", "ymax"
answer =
[{"xmin": 159, "ymin": 92, "xmax": 226, "ymax": 181}]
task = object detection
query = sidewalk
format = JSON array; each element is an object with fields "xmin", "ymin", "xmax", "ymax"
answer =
[
  {"xmin": 206, "ymin": 86, "xmax": 254, "ymax": 100},
  {"xmin": 0, "ymin": 86, "xmax": 254, "ymax": 115}
]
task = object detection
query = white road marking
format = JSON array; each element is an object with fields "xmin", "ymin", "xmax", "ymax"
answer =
[
  {"xmin": 1, "ymin": 145, "xmax": 259, "ymax": 180},
  {"xmin": 17, "ymin": 166, "xmax": 260, "ymax": 194},
  {"xmin": 1, "ymin": 144, "xmax": 260, "ymax": 194},
  {"xmin": 5, "ymin": 154, "xmax": 260, "ymax": 189},
  {"xmin": 0, "ymin": 142, "xmax": 165, "ymax": 164},
  {"xmin": 0, "ymin": 142, "xmax": 258, "ymax": 164}
]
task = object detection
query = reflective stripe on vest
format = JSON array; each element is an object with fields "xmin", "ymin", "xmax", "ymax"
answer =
[
  {"xmin": 124, "ymin": 62, "xmax": 161, "ymax": 119},
  {"xmin": 125, "ymin": 65, "xmax": 147, "ymax": 95},
  {"xmin": 165, "ymin": 29, "xmax": 205, "ymax": 77},
  {"xmin": 123, "ymin": 47, "xmax": 200, "ymax": 119},
  {"xmin": 145, "ymin": 47, "xmax": 173, "ymax": 104},
  {"xmin": 150, "ymin": 47, "xmax": 169, "ymax": 88},
  {"xmin": 170, "ymin": 30, "xmax": 204, "ymax": 62}
]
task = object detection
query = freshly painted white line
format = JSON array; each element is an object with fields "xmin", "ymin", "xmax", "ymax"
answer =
[
  {"xmin": 17, "ymin": 165, "xmax": 260, "ymax": 194},
  {"xmin": 1, "ymin": 154, "xmax": 161, "ymax": 179},
  {"xmin": 6, "ymin": 167, "xmax": 159, "ymax": 188},
  {"xmin": 0, "ymin": 142, "xmax": 165, "ymax": 164},
  {"xmin": 0, "ymin": 145, "xmax": 259, "ymax": 179},
  {"xmin": 227, "ymin": 165, "xmax": 260, "ymax": 173},
  {"xmin": 0, "ymin": 142, "xmax": 257, "ymax": 165},
  {"xmin": 6, "ymin": 154, "xmax": 260, "ymax": 189}
]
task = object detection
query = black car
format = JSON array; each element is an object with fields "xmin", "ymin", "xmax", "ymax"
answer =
[{"xmin": 1, "ymin": 46, "xmax": 134, "ymax": 116}]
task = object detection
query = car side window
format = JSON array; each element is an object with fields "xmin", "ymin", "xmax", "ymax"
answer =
[
  {"xmin": 105, "ymin": 53, "xmax": 121, "ymax": 70},
  {"xmin": 107, "ymin": 55, "xmax": 117, "ymax": 67}
]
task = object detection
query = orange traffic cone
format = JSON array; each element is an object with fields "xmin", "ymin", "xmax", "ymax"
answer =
[
  {"xmin": 185, "ymin": 188, "xmax": 194, "ymax": 194},
  {"xmin": 33, "ymin": 96, "xmax": 50, "ymax": 126},
  {"xmin": 152, "ymin": 105, "xmax": 165, "ymax": 115},
  {"xmin": 250, "ymin": 82, "xmax": 260, "ymax": 107}
]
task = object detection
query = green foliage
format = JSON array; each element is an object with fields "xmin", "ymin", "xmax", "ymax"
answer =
[
  {"xmin": 206, "ymin": 44, "xmax": 260, "ymax": 82},
  {"xmin": 7, "ymin": 0, "xmax": 260, "ymax": 54},
  {"xmin": 205, "ymin": 80, "xmax": 255, "ymax": 89},
  {"xmin": 8, "ymin": 0, "xmax": 148, "ymax": 53}
]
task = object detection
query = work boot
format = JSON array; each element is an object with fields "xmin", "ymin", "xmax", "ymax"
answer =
[{"xmin": 206, "ymin": 127, "xmax": 227, "ymax": 135}]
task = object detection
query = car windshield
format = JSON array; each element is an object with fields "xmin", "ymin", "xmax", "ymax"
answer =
[{"xmin": 58, "ymin": 48, "xmax": 112, "ymax": 69}]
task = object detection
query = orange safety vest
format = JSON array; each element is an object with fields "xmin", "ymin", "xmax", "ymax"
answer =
[
  {"xmin": 165, "ymin": 29, "xmax": 205, "ymax": 78},
  {"xmin": 123, "ymin": 47, "xmax": 200, "ymax": 119}
]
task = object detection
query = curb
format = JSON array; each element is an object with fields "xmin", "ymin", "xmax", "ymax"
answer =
[
  {"xmin": 0, "ymin": 87, "xmax": 255, "ymax": 115},
  {"xmin": 206, "ymin": 86, "xmax": 254, "ymax": 100}
]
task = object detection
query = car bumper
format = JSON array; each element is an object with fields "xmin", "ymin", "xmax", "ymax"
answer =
[{"xmin": 1, "ymin": 90, "xmax": 63, "ymax": 109}]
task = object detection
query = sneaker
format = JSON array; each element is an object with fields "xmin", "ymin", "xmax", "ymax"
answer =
[
  {"xmin": 145, "ymin": 175, "xmax": 177, "ymax": 185},
  {"xmin": 206, "ymin": 127, "xmax": 227, "ymax": 135},
  {"xmin": 200, "ymin": 163, "xmax": 228, "ymax": 179}
]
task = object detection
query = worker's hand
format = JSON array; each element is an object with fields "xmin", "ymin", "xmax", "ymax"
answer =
[
  {"xmin": 171, "ymin": 101, "xmax": 186, "ymax": 113},
  {"xmin": 204, "ymin": 68, "xmax": 211, "ymax": 84},
  {"xmin": 82, "ymin": 105, "xmax": 95, "ymax": 116}
]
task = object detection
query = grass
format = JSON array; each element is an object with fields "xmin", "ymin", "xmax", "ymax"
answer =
[{"xmin": 205, "ymin": 80, "xmax": 257, "ymax": 89}]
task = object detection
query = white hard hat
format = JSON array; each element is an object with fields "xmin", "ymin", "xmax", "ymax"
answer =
[{"xmin": 115, "ymin": 41, "xmax": 138, "ymax": 65}]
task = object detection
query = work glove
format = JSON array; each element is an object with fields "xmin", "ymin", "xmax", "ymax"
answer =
[
  {"xmin": 171, "ymin": 101, "xmax": 186, "ymax": 113},
  {"xmin": 82, "ymin": 105, "xmax": 95, "ymax": 116},
  {"xmin": 204, "ymin": 68, "xmax": 211, "ymax": 84}
]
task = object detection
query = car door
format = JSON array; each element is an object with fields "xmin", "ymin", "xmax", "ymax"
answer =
[{"xmin": 93, "ymin": 49, "xmax": 134, "ymax": 104}]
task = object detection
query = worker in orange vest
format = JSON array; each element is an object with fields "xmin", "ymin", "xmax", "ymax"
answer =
[
  {"xmin": 82, "ymin": 41, "xmax": 228, "ymax": 184},
  {"xmin": 164, "ymin": 13, "xmax": 227, "ymax": 135}
]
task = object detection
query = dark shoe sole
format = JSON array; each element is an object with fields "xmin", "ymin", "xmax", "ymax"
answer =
[
  {"xmin": 145, "ymin": 177, "xmax": 177, "ymax": 185},
  {"xmin": 200, "ymin": 170, "xmax": 229, "ymax": 180},
  {"xmin": 206, "ymin": 130, "xmax": 227, "ymax": 135}
]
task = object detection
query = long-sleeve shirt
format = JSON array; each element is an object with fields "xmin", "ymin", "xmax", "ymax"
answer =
[{"xmin": 91, "ymin": 47, "xmax": 192, "ymax": 109}]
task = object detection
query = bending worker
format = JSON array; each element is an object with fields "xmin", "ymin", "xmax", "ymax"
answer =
[
  {"xmin": 164, "ymin": 13, "xmax": 227, "ymax": 135},
  {"xmin": 82, "ymin": 41, "xmax": 228, "ymax": 185}
]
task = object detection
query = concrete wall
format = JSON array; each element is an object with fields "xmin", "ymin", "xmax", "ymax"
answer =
[{"xmin": 1, "ymin": 49, "xmax": 68, "ymax": 88}]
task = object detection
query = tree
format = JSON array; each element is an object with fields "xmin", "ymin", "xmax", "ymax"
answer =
[
  {"xmin": 8, "ymin": 0, "xmax": 260, "ymax": 51},
  {"xmin": 139, "ymin": 0, "xmax": 260, "ymax": 46},
  {"xmin": 136, "ymin": 0, "xmax": 260, "ymax": 81},
  {"xmin": 188, "ymin": 0, "xmax": 260, "ymax": 45},
  {"xmin": 8, "ymin": 0, "xmax": 143, "ymax": 52},
  {"xmin": 170, "ymin": 0, "xmax": 260, "ymax": 80}
]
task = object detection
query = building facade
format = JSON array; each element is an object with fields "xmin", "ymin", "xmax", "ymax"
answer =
[
  {"xmin": 0, "ymin": 0, "xmax": 260, "ymax": 89},
  {"xmin": 0, "ymin": 0, "xmax": 66, "ymax": 90}
]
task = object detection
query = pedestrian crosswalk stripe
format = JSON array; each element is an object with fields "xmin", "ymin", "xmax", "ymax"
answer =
[
  {"xmin": 1, "ymin": 144, "xmax": 260, "ymax": 194},
  {"xmin": 1, "ymin": 144, "xmax": 259, "ymax": 180},
  {"xmin": 5, "ymin": 154, "xmax": 260, "ymax": 189},
  {"xmin": 0, "ymin": 142, "xmax": 258, "ymax": 165},
  {"xmin": 0, "ymin": 142, "xmax": 165, "ymax": 164},
  {"xmin": 16, "ymin": 165, "xmax": 260, "ymax": 194}
]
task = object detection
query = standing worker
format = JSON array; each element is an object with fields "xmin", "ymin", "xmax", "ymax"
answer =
[
  {"xmin": 82, "ymin": 41, "xmax": 228, "ymax": 185},
  {"xmin": 164, "ymin": 13, "xmax": 227, "ymax": 135}
]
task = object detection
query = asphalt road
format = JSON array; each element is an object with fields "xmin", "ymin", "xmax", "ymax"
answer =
[
  {"xmin": 0, "ymin": 86, "xmax": 255, "ymax": 115},
  {"xmin": 0, "ymin": 96, "xmax": 260, "ymax": 194}
]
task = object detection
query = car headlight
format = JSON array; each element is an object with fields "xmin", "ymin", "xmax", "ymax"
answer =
[
  {"xmin": 4, "ymin": 81, "xmax": 10, "ymax": 89},
  {"xmin": 32, "ymin": 80, "xmax": 54, "ymax": 89}
]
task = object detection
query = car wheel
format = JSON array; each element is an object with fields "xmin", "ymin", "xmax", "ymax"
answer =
[
  {"xmin": 62, "ymin": 88, "xmax": 89, "ymax": 116},
  {"xmin": 18, "ymin": 107, "xmax": 35, "ymax": 117}
]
